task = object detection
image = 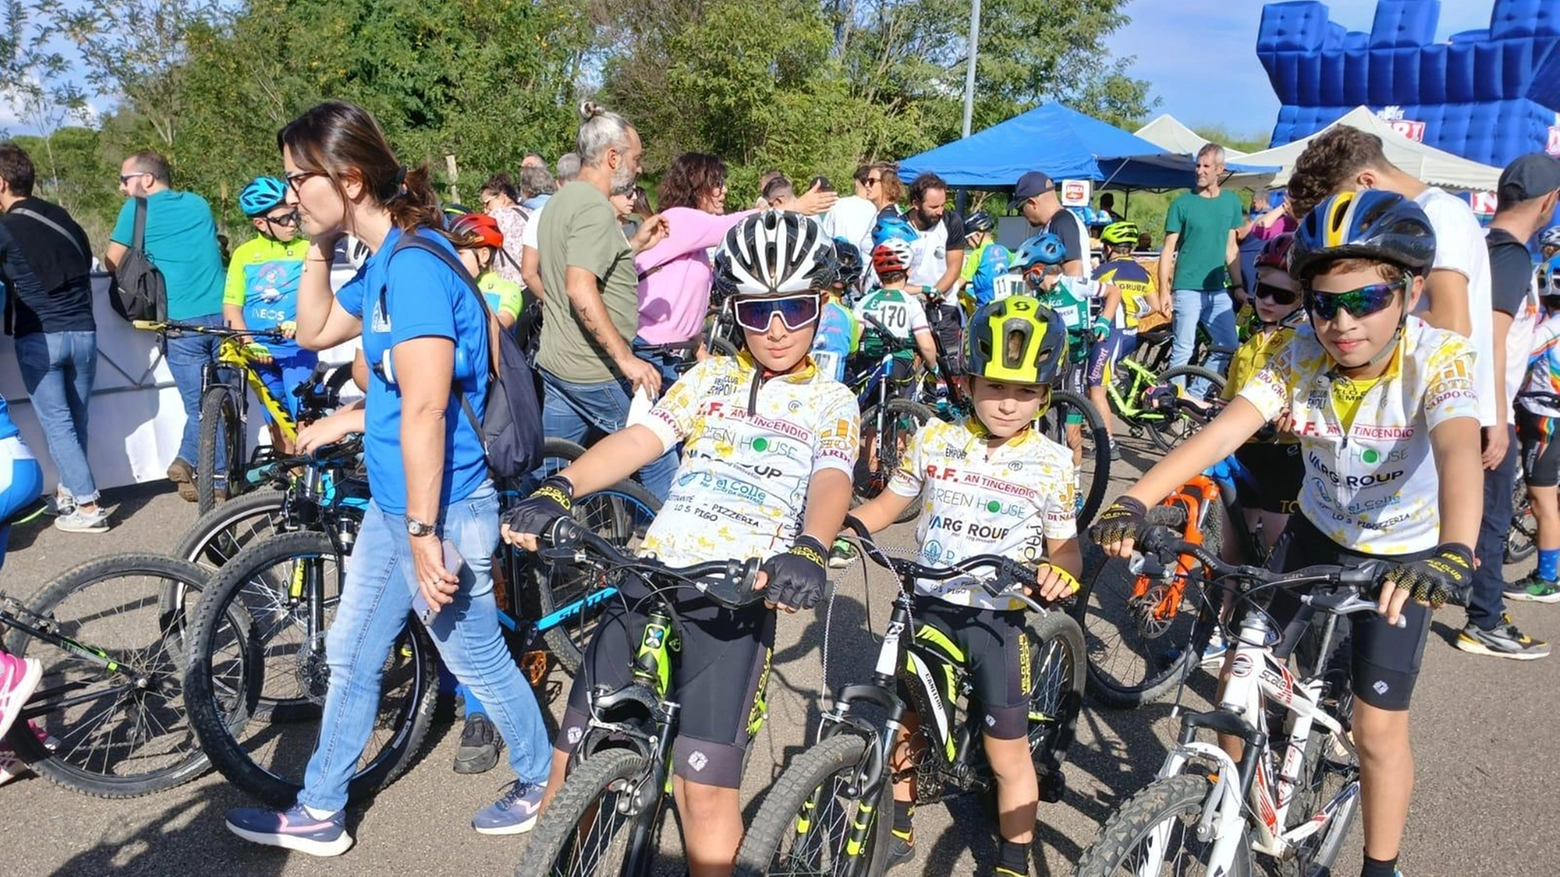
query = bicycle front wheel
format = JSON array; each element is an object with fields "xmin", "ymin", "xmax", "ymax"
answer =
[
  {"xmin": 1146, "ymin": 366, "xmax": 1225, "ymax": 453},
  {"xmin": 197, "ymin": 384, "xmax": 244, "ymax": 513},
  {"xmin": 734, "ymin": 732, "xmax": 891, "ymax": 877},
  {"xmin": 183, "ymin": 531, "xmax": 437, "ymax": 805},
  {"xmin": 174, "ymin": 489, "xmax": 289, "ymax": 572},
  {"xmin": 520, "ymin": 747, "xmax": 654, "ymax": 877},
  {"xmin": 1035, "ymin": 390, "xmax": 1111, "ymax": 530},
  {"xmin": 4, "ymin": 555, "xmax": 212, "ymax": 797},
  {"xmin": 1074, "ymin": 773, "xmax": 1253, "ymax": 877},
  {"xmin": 1026, "ymin": 612, "xmax": 1086, "ymax": 785}
]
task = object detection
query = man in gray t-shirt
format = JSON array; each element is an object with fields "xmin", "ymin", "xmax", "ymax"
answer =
[{"xmin": 534, "ymin": 105, "xmax": 675, "ymax": 499}]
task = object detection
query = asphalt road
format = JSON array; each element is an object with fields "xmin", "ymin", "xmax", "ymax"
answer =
[{"xmin": 5, "ymin": 436, "xmax": 1558, "ymax": 877}]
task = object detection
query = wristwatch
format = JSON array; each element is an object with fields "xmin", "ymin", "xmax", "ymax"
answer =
[{"xmin": 406, "ymin": 516, "xmax": 436, "ymax": 538}]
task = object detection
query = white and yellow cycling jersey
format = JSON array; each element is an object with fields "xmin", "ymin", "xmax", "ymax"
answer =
[
  {"xmin": 889, "ymin": 418, "xmax": 1077, "ymax": 611},
  {"xmin": 641, "ymin": 353, "xmax": 860, "ymax": 568},
  {"xmin": 1238, "ymin": 317, "xmax": 1479, "ymax": 555}
]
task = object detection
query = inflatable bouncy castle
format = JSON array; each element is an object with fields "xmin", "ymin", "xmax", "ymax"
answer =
[{"xmin": 1259, "ymin": 0, "xmax": 1560, "ymax": 166}]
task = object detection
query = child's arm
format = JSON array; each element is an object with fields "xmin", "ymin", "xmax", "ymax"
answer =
[
  {"xmin": 798, "ymin": 469, "xmax": 853, "ymax": 548},
  {"xmin": 851, "ymin": 490, "xmax": 915, "ymax": 534},
  {"xmin": 913, "ymin": 328, "xmax": 940, "ymax": 372},
  {"xmin": 1100, "ymin": 281, "xmax": 1122, "ymax": 325},
  {"xmin": 1430, "ymin": 417, "xmax": 1484, "ymax": 552},
  {"xmin": 553, "ymin": 425, "xmax": 670, "ymax": 496}
]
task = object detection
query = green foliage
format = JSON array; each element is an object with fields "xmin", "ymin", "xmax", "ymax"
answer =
[{"xmin": 1190, "ymin": 124, "xmax": 1271, "ymax": 156}]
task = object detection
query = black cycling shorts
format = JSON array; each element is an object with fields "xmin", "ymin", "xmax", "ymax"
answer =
[
  {"xmin": 1258, "ymin": 514, "xmax": 1432, "ymax": 712},
  {"xmin": 557, "ymin": 602, "xmax": 774, "ymax": 789},
  {"xmin": 907, "ymin": 598, "xmax": 1031, "ymax": 740},
  {"xmin": 1518, "ymin": 408, "xmax": 1560, "ymax": 488},
  {"xmin": 1233, "ymin": 442, "xmax": 1303, "ymax": 515}
]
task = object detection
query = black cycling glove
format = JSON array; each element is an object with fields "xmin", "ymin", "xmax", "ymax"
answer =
[
  {"xmin": 1380, "ymin": 542, "xmax": 1474, "ymax": 609},
  {"xmin": 1089, "ymin": 496, "xmax": 1149, "ymax": 548},
  {"xmin": 761, "ymin": 535, "xmax": 829, "ymax": 610},
  {"xmin": 505, "ymin": 476, "xmax": 574, "ymax": 540}
]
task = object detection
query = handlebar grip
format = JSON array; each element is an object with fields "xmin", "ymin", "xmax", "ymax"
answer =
[{"xmin": 131, "ymin": 320, "xmax": 159, "ymax": 330}]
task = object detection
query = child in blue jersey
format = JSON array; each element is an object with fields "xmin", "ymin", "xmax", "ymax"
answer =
[{"xmin": 811, "ymin": 239, "xmax": 864, "ymax": 383}]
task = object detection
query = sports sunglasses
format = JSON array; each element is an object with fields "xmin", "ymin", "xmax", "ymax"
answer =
[
  {"xmin": 1303, "ymin": 278, "xmax": 1405, "ymax": 321},
  {"xmin": 1253, "ymin": 281, "xmax": 1299, "ymax": 305},
  {"xmin": 731, "ymin": 294, "xmax": 821, "ymax": 333}
]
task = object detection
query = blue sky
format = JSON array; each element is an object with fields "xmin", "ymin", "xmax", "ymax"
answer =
[{"xmin": 1116, "ymin": 0, "xmax": 1499, "ymax": 138}]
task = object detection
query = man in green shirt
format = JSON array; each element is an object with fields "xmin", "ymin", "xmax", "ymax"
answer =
[
  {"xmin": 535, "ymin": 102, "xmax": 673, "ymax": 498},
  {"xmin": 1159, "ymin": 143, "xmax": 1244, "ymax": 390}
]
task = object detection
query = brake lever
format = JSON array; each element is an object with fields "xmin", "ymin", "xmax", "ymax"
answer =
[{"xmin": 1303, "ymin": 591, "xmax": 1407, "ymax": 629}]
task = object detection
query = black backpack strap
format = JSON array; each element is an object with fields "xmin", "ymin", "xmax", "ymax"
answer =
[{"xmin": 132, "ymin": 197, "xmax": 148, "ymax": 251}]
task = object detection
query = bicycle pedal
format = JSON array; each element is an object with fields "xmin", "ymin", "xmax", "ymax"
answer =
[{"xmin": 521, "ymin": 651, "xmax": 549, "ymax": 686}]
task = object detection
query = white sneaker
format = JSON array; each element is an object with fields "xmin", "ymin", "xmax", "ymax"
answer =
[
  {"xmin": 0, "ymin": 653, "xmax": 42, "ymax": 741},
  {"xmin": 54, "ymin": 507, "xmax": 109, "ymax": 534}
]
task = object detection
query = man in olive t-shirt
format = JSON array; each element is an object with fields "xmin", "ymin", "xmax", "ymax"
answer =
[
  {"xmin": 533, "ymin": 110, "xmax": 675, "ymax": 499},
  {"xmin": 1160, "ymin": 143, "xmax": 1243, "ymax": 389}
]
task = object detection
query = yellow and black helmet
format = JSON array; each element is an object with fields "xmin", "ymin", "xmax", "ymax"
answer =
[{"xmin": 963, "ymin": 296, "xmax": 1068, "ymax": 385}]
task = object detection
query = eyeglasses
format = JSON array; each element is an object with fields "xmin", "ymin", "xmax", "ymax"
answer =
[
  {"xmin": 731, "ymin": 294, "xmax": 821, "ymax": 333},
  {"xmin": 118, "ymin": 172, "xmax": 149, "ymax": 184},
  {"xmin": 865, "ymin": 177, "xmax": 882, "ymax": 186},
  {"xmin": 1303, "ymin": 278, "xmax": 1405, "ymax": 321},
  {"xmin": 284, "ymin": 171, "xmax": 323, "ymax": 197},
  {"xmin": 1253, "ymin": 281, "xmax": 1299, "ymax": 305},
  {"xmin": 263, "ymin": 211, "xmax": 299, "ymax": 227}
]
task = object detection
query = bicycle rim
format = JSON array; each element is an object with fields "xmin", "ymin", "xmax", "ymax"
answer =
[
  {"xmin": 524, "ymin": 748, "xmax": 650, "ymax": 877},
  {"xmin": 1026, "ymin": 614, "xmax": 1085, "ymax": 772},
  {"xmin": 1036, "ymin": 390, "xmax": 1110, "ymax": 530},
  {"xmin": 735, "ymin": 734, "xmax": 886, "ymax": 877}
]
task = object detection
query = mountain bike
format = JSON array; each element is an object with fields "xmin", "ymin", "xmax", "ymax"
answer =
[
  {"xmin": 1073, "ymin": 528, "xmax": 1446, "ymax": 877},
  {"xmin": 1101, "ymin": 349, "xmax": 1228, "ymax": 453},
  {"xmin": 847, "ymin": 315, "xmax": 938, "ymax": 524},
  {"xmin": 732, "ymin": 517, "xmax": 1085, "ymax": 876},
  {"xmin": 3, "ymin": 553, "xmax": 214, "ymax": 797},
  {"xmin": 518, "ymin": 517, "xmax": 765, "ymax": 876}
]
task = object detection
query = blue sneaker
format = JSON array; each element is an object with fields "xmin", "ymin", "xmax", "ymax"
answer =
[
  {"xmin": 473, "ymin": 780, "xmax": 546, "ymax": 835},
  {"xmin": 225, "ymin": 803, "xmax": 352, "ymax": 857}
]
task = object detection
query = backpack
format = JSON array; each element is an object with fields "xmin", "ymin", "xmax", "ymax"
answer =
[
  {"xmin": 110, "ymin": 197, "xmax": 168, "ymax": 323},
  {"xmin": 385, "ymin": 232, "xmax": 545, "ymax": 480}
]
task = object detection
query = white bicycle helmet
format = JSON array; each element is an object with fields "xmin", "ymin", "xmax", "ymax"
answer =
[
  {"xmin": 714, "ymin": 210, "xmax": 837, "ymax": 299},
  {"xmin": 1542, "ymin": 226, "xmax": 1560, "ymax": 250}
]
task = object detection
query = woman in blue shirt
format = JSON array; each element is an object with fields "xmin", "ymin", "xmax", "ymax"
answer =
[{"xmin": 222, "ymin": 101, "xmax": 552, "ymax": 856}]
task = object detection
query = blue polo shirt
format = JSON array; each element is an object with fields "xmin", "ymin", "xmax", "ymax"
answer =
[
  {"xmin": 336, "ymin": 227, "xmax": 490, "ymax": 513},
  {"xmin": 110, "ymin": 190, "xmax": 226, "ymax": 320}
]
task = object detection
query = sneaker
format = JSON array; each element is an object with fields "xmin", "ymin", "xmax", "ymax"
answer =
[
  {"xmin": 43, "ymin": 494, "xmax": 74, "ymax": 517},
  {"xmin": 453, "ymin": 713, "xmax": 500, "ymax": 775},
  {"xmin": 885, "ymin": 832, "xmax": 915, "ymax": 870},
  {"xmin": 1109, "ymin": 441, "xmax": 1122, "ymax": 462},
  {"xmin": 225, "ymin": 803, "xmax": 353, "ymax": 857},
  {"xmin": 1199, "ymin": 629, "xmax": 1228, "ymax": 666},
  {"xmin": 0, "ymin": 653, "xmax": 42, "ymax": 743},
  {"xmin": 472, "ymin": 779, "xmax": 545, "ymax": 835},
  {"xmin": 54, "ymin": 507, "xmax": 109, "ymax": 534},
  {"xmin": 167, "ymin": 458, "xmax": 197, "ymax": 503},
  {"xmin": 1455, "ymin": 614, "xmax": 1551, "ymax": 660},
  {"xmin": 829, "ymin": 537, "xmax": 858, "ymax": 570},
  {"xmin": 986, "ymin": 868, "xmax": 1027, "ymax": 877},
  {"xmin": 1504, "ymin": 573, "xmax": 1560, "ymax": 604}
]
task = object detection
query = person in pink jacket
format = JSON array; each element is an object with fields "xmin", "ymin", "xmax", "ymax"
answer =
[{"xmin": 633, "ymin": 152, "xmax": 835, "ymax": 384}]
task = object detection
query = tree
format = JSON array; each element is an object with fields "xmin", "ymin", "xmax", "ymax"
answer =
[{"xmin": 0, "ymin": 0, "xmax": 93, "ymax": 206}]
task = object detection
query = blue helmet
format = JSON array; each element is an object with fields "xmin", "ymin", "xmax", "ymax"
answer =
[
  {"xmin": 966, "ymin": 244, "xmax": 1013, "ymax": 308},
  {"xmin": 872, "ymin": 214, "xmax": 918, "ymax": 248},
  {"xmin": 1013, "ymin": 233, "xmax": 1067, "ymax": 271},
  {"xmin": 238, "ymin": 176, "xmax": 288, "ymax": 217},
  {"xmin": 1291, "ymin": 189, "xmax": 1435, "ymax": 281}
]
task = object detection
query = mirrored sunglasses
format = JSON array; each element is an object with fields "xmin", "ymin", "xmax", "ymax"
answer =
[
  {"xmin": 732, "ymin": 294, "xmax": 821, "ymax": 333},
  {"xmin": 1303, "ymin": 278, "xmax": 1404, "ymax": 321}
]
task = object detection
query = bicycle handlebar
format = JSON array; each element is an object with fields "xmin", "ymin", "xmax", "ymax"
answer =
[
  {"xmin": 839, "ymin": 515, "xmax": 1051, "ymax": 613},
  {"xmin": 539, "ymin": 516, "xmax": 765, "ymax": 610},
  {"xmin": 132, "ymin": 320, "xmax": 288, "ymax": 343}
]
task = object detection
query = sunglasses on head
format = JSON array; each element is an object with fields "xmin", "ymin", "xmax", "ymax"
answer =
[
  {"xmin": 1303, "ymin": 278, "xmax": 1405, "ymax": 321},
  {"xmin": 731, "ymin": 294, "xmax": 821, "ymax": 333},
  {"xmin": 1253, "ymin": 281, "xmax": 1299, "ymax": 305}
]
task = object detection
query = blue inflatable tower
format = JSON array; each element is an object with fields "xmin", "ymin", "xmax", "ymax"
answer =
[{"xmin": 1258, "ymin": 0, "xmax": 1560, "ymax": 167}]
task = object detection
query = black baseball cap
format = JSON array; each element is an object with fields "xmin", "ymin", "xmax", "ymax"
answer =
[
  {"xmin": 1014, "ymin": 171, "xmax": 1055, "ymax": 202},
  {"xmin": 1497, "ymin": 153, "xmax": 1560, "ymax": 209}
]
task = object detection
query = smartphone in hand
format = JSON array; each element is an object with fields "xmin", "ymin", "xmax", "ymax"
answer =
[{"xmin": 410, "ymin": 539, "xmax": 468, "ymax": 626}]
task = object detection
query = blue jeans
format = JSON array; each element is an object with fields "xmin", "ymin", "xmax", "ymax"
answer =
[
  {"xmin": 539, "ymin": 369, "xmax": 678, "ymax": 502},
  {"xmin": 1169, "ymin": 289, "xmax": 1237, "ymax": 395},
  {"xmin": 253, "ymin": 347, "xmax": 320, "ymax": 421},
  {"xmin": 298, "ymin": 484, "xmax": 551, "ymax": 812},
  {"xmin": 15, "ymin": 331, "xmax": 98, "ymax": 502},
  {"xmin": 1470, "ymin": 425, "xmax": 1516, "ymax": 630},
  {"xmin": 164, "ymin": 313, "xmax": 224, "ymax": 467}
]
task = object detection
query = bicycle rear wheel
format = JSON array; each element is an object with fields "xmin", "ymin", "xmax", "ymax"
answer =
[
  {"xmin": 1507, "ymin": 471, "xmax": 1537, "ymax": 564},
  {"xmin": 4, "ymin": 555, "xmax": 212, "ymax": 797},
  {"xmin": 521, "ymin": 747, "xmax": 655, "ymax": 877},
  {"xmin": 1074, "ymin": 773, "xmax": 1252, "ymax": 877},
  {"xmin": 531, "ymin": 479, "xmax": 660, "ymax": 675},
  {"xmin": 183, "ymin": 531, "xmax": 437, "ymax": 805},
  {"xmin": 1146, "ymin": 367, "xmax": 1225, "ymax": 453},
  {"xmin": 197, "ymin": 384, "xmax": 245, "ymax": 514},
  {"xmin": 1035, "ymin": 390, "xmax": 1111, "ymax": 531},
  {"xmin": 854, "ymin": 399, "xmax": 936, "ymax": 524},
  {"xmin": 175, "ymin": 489, "xmax": 289, "ymax": 572},
  {"xmin": 1074, "ymin": 503, "xmax": 1221, "ymax": 709},
  {"xmin": 733, "ymin": 732, "xmax": 892, "ymax": 877}
]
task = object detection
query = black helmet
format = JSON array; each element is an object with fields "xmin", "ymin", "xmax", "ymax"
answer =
[
  {"xmin": 963, "ymin": 210, "xmax": 995, "ymax": 236},
  {"xmin": 1291, "ymin": 190, "xmax": 1436, "ymax": 281},
  {"xmin": 832, "ymin": 237, "xmax": 864, "ymax": 289}
]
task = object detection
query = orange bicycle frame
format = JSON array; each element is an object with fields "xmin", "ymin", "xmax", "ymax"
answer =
[{"xmin": 1128, "ymin": 475, "xmax": 1222, "ymax": 622}]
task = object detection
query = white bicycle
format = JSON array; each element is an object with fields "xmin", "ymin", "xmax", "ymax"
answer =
[{"xmin": 1074, "ymin": 527, "xmax": 1437, "ymax": 877}]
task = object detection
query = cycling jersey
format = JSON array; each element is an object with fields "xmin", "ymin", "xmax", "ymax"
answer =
[
  {"xmin": 477, "ymin": 272, "xmax": 523, "ymax": 323},
  {"xmin": 1237, "ymin": 318, "xmax": 1479, "ymax": 555},
  {"xmin": 1092, "ymin": 259, "xmax": 1154, "ymax": 333},
  {"xmin": 640, "ymin": 353, "xmax": 859, "ymax": 581},
  {"xmin": 889, "ymin": 418, "xmax": 1077, "ymax": 611},
  {"xmin": 1520, "ymin": 313, "xmax": 1560, "ymax": 419},
  {"xmin": 854, "ymin": 287, "xmax": 931, "ymax": 361},
  {"xmin": 0, "ymin": 405, "xmax": 42, "ymax": 571},
  {"xmin": 810, "ymin": 300, "xmax": 860, "ymax": 382},
  {"xmin": 960, "ymin": 239, "xmax": 994, "ymax": 284},
  {"xmin": 224, "ymin": 235, "xmax": 308, "ymax": 346}
]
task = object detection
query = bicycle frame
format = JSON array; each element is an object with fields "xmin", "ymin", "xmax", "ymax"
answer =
[
  {"xmin": 205, "ymin": 336, "xmax": 299, "ymax": 443},
  {"xmin": 0, "ymin": 597, "xmax": 163, "ymax": 722}
]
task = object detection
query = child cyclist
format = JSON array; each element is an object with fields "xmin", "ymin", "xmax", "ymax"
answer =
[
  {"xmin": 1092, "ymin": 190, "xmax": 1483, "ymax": 877},
  {"xmin": 856, "ymin": 238, "xmax": 942, "ymax": 381},
  {"xmin": 1512, "ymin": 253, "xmax": 1560, "ymax": 603},
  {"xmin": 224, "ymin": 176, "xmax": 319, "ymax": 455},
  {"xmin": 811, "ymin": 237, "xmax": 865, "ymax": 384},
  {"xmin": 445, "ymin": 212, "xmax": 524, "ymax": 330},
  {"xmin": 503, "ymin": 211, "xmax": 858, "ymax": 877},
  {"xmin": 847, "ymin": 295, "xmax": 1082, "ymax": 877},
  {"xmin": 1093, "ymin": 220, "xmax": 1156, "ymax": 356}
]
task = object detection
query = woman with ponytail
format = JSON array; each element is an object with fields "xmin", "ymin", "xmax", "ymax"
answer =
[{"xmin": 222, "ymin": 101, "xmax": 552, "ymax": 856}]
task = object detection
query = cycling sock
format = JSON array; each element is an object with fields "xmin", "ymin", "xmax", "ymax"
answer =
[
  {"xmin": 997, "ymin": 839, "xmax": 1028, "ymax": 873},
  {"xmin": 892, "ymin": 800, "xmax": 914, "ymax": 839},
  {"xmin": 1539, "ymin": 547, "xmax": 1559, "ymax": 581},
  {"xmin": 1360, "ymin": 854, "xmax": 1398, "ymax": 877}
]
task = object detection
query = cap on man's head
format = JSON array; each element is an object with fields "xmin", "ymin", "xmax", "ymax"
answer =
[
  {"xmin": 1014, "ymin": 171, "xmax": 1055, "ymax": 202},
  {"xmin": 1497, "ymin": 153, "xmax": 1560, "ymax": 209}
]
